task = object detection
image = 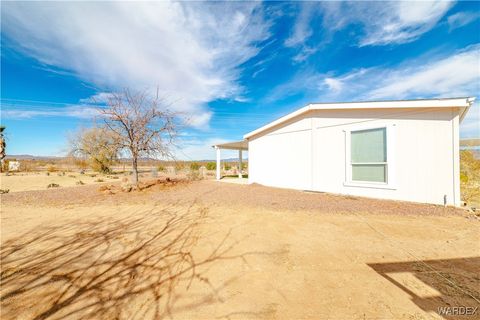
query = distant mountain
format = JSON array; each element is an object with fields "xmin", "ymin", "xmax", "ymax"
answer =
[
  {"xmin": 6, "ymin": 154, "xmax": 62, "ymax": 160},
  {"xmin": 460, "ymin": 138, "xmax": 480, "ymax": 147},
  {"xmin": 5, "ymin": 154, "xmax": 248, "ymax": 162},
  {"xmin": 198, "ymin": 158, "xmax": 248, "ymax": 162}
]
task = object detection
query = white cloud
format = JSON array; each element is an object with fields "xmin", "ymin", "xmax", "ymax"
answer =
[
  {"xmin": 284, "ymin": 2, "xmax": 315, "ymax": 48},
  {"xmin": 323, "ymin": 78, "xmax": 343, "ymax": 94},
  {"xmin": 358, "ymin": 1, "xmax": 454, "ymax": 46},
  {"xmin": 79, "ymin": 92, "xmax": 115, "ymax": 104},
  {"xmin": 1, "ymin": 105, "xmax": 99, "ymax": 119},
  {"xmin": 317, "ymin": 44, "xmax": 479, "ymax": 100},
  {"xmin": 2, "ymin": 2, "xmax": 271, "ymax": 128},
  {"xmin": 447, "ymin": 11, "xmax": 480, "ymax": 31},
  {"xmin": 367, "ymin": 45, "xmax": 480, "ymax": 99},
  {"xmin": 287, "ymin": 1, "xmax": 454, "ymax": 50}
]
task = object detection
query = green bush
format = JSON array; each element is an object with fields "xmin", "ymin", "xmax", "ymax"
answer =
[
  {"xmin": 190, "ymin": 162, "xmax": 200, "ymax": 170},
  {"xmin": 224, "ymin": 163, "xmax": 231, "ymax": 170},
  {"xmin": 206, "ymin": 162, "xmax": 216, "ymax": 170}
]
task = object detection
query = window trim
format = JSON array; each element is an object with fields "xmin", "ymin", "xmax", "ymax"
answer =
[{"xmin": 343, "ymin": 123, "xmax": 396, "ymax": 190}]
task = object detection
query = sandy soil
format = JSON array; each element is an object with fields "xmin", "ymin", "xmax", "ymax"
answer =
[
  {"xmin": 0, "ymin": 172, "xmax": 124, "ymax": 192},
  {"xmin": 1, "ymin": 180, "xmax": 479, "ymax": 320}
]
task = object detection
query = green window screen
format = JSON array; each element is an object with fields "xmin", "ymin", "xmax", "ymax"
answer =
[
  {"xmin": 351, "ymin": 128, "xmax": 386, "ymax": 163},
  {"xmin": 352, "ymin": 164, "xmax": 386, "ymax": 182},
  {"xmin": 351, "ymin": 127, "xmax": 387, "ymax": 183}
]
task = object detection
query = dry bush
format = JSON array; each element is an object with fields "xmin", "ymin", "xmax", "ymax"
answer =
[
  {"xmin": 47, "ymin": 165, "xmax": 57, "ymax": 173},
  {"xmin": 69, "ymin": 127, "xmax": 120, "ymax": 174},
  {"xmin": 74, "ymin": 158, "xmax": 88, "ymax": 171},
  {"xmin": 187, "ymin": 170, "xmax": 201, "ymax": 181},
  {"xmin": 19, "ymin": 161, "xmax": 34, "ymax": 172},
  {"xmin": 206, "ymin": 162, "xmax": 216, "ymax": 170},
  {"xmin": 190, "ymin": 162, "xmax": 200, "ymax": 171},
  {"xmin": 175, "ymin": 162, "xmax": 185, "ymax": 172},
  {"xmin": 460, "ymin": 150, "xmax": 480, "ymax": 206}
]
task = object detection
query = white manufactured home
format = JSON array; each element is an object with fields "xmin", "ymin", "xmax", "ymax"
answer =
[{"xmin": 215, "ymin": 97, "xmax": 475, "ymax": 206}]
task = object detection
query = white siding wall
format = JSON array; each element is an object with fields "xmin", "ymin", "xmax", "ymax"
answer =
[
  {"xmin": 248, "ymin": 117, "xmax": 312, "ymax": 190},
  {"xmin": 248, "ymin": 107, "xmax": 461, "ymax": 206}
]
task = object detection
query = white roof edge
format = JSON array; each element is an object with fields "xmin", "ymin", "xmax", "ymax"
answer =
[
  {"xmin": 460, "ymin": 97, "xmax": 476, "ymax": 122},
  {"xmin": 244, "ymin": 97, "xmax": 475, "ymax": 139}
]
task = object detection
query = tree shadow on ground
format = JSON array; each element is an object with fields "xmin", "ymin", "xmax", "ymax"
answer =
[
  {"xmin": 368, "ymin": 257, "xmax": 480, "ymax": 319},
  {"xmin": 1, "ymin": 201, "xmax": 258, "ymax": 319}
]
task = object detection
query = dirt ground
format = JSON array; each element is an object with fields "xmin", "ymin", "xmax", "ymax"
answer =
[
  {"xmin": 0, "ymin": 171, "xmax": 124, "ymax": 192},
  {"xmin": 1, "ymin": 178, "xmax": 479, "ymax": 320}
]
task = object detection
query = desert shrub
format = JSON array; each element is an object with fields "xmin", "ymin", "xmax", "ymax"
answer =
[
  {"xmin": 47, "ymin": 183, "xmax": 60, "ymax": 188},
  {"xmin": 19, "ymin": 161, "xmax": 34, "ymax": 172},
  {"xmin": 190, "ymin": 162, "xmax": 200, "ymax": 171},
  {"xmin": 175, "ymin": 162, "xmax": 185, "ymax": 171},
  {"xmin": 157, "ymin": 165, "xmax": 165, "ymax": 172},
  {"xmin": 187, "ymin": 170, "xmax": 201, "ymax": 181},
  {"xmin": 90, "ymin": 160, "xmax": 112, "ymax": 174},
  {"xmin": 47, "ymin": 165, "xmax": 57, "ymax": 173},
  {"xmin": 1, "ymin": 160, "xmax": 9, "ymax": 172},
  {"xmin": 76, "ymin": 180, "xmax": 85, "ymax": 185},
  {"xmin": 206, "ymin": 162, "xmax": 216, "ymax": 170},
  {"xmin": 74, "ymin": 159, "xmax": 88, "ymax": 170},
  {"xmin": 94, "ymin": 178, "xmax": 104, "ymax": 183},
  {"xmin": 0, "ymin": 189, "xmax": 10, "ymax": 194},
  {"xmin": 224, "ymin": 163, "xmax": 231, "ymax": 170},
  {"xmin": 460, "ymin": 150, "xmax": 480, "ymax": 206}
]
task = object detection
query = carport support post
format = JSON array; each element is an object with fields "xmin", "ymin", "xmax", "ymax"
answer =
[
  {"xmin": 216, "ymin": 146, "xmax": 221, "ymax": 180},
  {"xmin": 238, "ymin": 150, "xmax": 243, "ymax": 178}
]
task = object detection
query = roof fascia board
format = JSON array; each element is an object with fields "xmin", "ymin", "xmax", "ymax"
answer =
[{"xmin": 244, "ymin": 98, "xmax": 474, "ymax": 139}]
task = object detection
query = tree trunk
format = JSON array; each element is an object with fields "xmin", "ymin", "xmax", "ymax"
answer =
[{"xmin": 132, "ymin": 157, "xmax": 139, "ymax": 186}]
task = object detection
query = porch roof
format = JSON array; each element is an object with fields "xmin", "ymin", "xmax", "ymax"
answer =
[{"xmin": 213, "ymin": 140, "xmax": 248, "ymax": 151}]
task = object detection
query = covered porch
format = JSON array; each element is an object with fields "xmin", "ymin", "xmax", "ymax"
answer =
[{"xmin": 212, "ymin": 140, "xmax": 248, "ymax": 181}]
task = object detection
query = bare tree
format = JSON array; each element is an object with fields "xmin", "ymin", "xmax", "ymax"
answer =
[
  {"xmin": 100, "ymin": 89, "xmax": 178, "ymax": 185},
  {"xmin": 69, "ymin": 127, "xmax": 120, "ymax": 173}
]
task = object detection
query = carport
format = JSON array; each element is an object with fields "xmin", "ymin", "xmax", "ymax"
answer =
[{"xmin": 212, "ymin": 140, "xmax": 248, "ymax": 180}]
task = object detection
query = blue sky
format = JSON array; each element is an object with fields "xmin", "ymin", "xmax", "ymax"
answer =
[{"xmin": 1, "ymin": 1, "xmax": 479, "ymax": 160}]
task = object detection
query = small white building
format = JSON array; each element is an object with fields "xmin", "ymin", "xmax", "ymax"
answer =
[{"xmin": 232, "ymin": 97, "xmax": 473, "ymax": 206}]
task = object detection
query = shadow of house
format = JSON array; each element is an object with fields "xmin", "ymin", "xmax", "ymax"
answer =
[
  {"xmin": 368, "ymin": 257, "xmax": 480, "ymax": 319},
  {"xmin": 0, "ymin": 201, "xmax": 258, "ymax": 319}
]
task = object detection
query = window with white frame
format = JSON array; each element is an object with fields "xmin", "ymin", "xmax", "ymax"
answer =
[{"xmin": 350, "ymin": 127, "xmax": 387, "ymax": 183}]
